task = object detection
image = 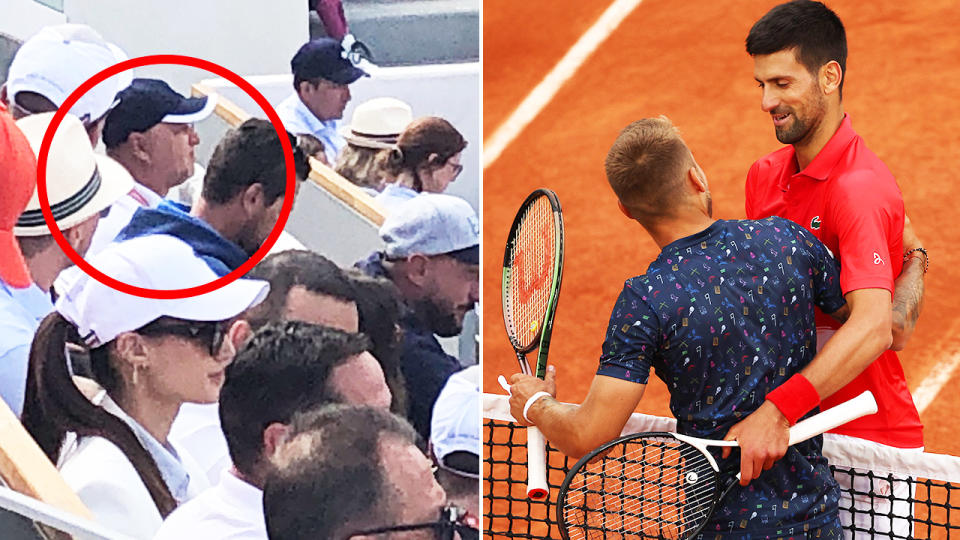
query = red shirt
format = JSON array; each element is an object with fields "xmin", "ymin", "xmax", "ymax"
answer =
[{"xmin": 746, "ymin": 114, "xmax": 923, "ymax": 448}]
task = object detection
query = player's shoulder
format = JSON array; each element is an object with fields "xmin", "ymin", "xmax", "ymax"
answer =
[
  {"xmin": 740, "ymin": 216, "xmax": 818, "ymax": 248},
  {"xmin": 829, "ymin": 142, "xmax": 901, "ymax": 198},
  {"xmin": 750, "ymin": 146, "xmax": 795, "ymax": 173}
]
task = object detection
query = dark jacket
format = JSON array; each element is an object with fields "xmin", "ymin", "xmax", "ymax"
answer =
[
  {"xmin": 356, "ymin": 253, "xmax": 461, "ymax": 439},
  {"xmin": 117, "ymin": 201, "xmax": 247, "ymax": 276}
]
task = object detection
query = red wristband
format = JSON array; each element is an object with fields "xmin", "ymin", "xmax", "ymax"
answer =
[{"xmin": 765, "ymin": 374, "xmax": 820, "ymax": 425}]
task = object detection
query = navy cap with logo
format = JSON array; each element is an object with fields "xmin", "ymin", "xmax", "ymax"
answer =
[
  {"xmin": 102, "ymin": 78, "xmax": 217, "ymax": 148},
  {"xmin": 291, "ymin": 38, "xmax": 369, "ymax": 86}
]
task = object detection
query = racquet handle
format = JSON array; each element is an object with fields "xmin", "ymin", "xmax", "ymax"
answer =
[
  {"xmin": 787, "ymin": 390, "xmax": 877, "ymax": 445},
  {"xmin": 527, "ymin": 427, "xmax": 548, "ymax": 500}
]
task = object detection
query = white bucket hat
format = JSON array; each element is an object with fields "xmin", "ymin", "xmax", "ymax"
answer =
[
  {"xmin": 55, "ymin": 234, "xmax": 269, "ymax": 348},
  {"xmin": 339, "ymin": 97, "xmax": 413, "ymax": 149},
  {"xmin": 6, "ymin": 24, "xmax": 132, "ymax": 123},
  {"xmin": 14, "ymin": 112, "xmax": 134, "ymax": 236}
]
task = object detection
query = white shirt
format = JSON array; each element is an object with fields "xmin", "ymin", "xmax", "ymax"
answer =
[
  {"xmin": 87, "ymin": 180, "xmax": 164, "ymax": 255},
  {"xmin": 276, "ymin": 93, "xmax": 344, "ymax": 164},
  {"xmin": 58, "ymin": 393, "xmax": 209, "ymax": 539},
  {"xmin": 154, "ymin": 468, "xmax": 266, "ymax": 540},
  {"xmin": 169, "ymin": 402, "xmax": 232, "ymax": 486}
]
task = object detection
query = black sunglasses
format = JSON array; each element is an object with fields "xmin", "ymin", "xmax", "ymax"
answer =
[
  {"xmin": 344, "ymin": 504, "xmax": 477, "ymax": 540},
  {"xmin": 136, "ymin": 319, "xmax": 226, "ymax": 356}
]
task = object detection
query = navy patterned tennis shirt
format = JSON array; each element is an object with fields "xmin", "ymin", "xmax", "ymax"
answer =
[{"xmin": 598, "ymin": 217, "xmax": 845, "ymax": 537}]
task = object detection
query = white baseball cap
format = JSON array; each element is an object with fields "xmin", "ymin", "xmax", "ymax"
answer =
[
  {"xmin": 14, "ymin": 112, "xmax": 134, "ymax": 236},
  {"xmin": 380, "ymin": 194, "xmax": 479, "ymax": 264},
  {"xmin": 430, "ymin": 365, "xmax": 479, "ymax": 478},
  {"xmin": 55, "ymin": 235, "xmax": 269, "ymax": 348},
  {"xmin": 6, "ymin": 24, "xmax": 131, "ymax": 123}
]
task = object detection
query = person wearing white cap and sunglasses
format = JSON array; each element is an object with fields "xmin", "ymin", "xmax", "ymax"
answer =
[
  {"xmin": 0, "ymin": 112, "xmax": 133, "ymax": 417},
  {"xmin": 335, "ymin": 96, "xmax": 413, "ymax": 193},
  {"xmin": 1, "ymin": 24, "xmax": 131, "ymax": 146},
  {"xmin": 21, "ymin": 234, "xmax": 269, "ymax": 539},
  {"xmin": 86, "ymin": 78, "xmax": 217, "ymax": 255}
]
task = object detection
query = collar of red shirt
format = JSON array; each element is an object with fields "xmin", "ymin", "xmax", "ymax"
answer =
[{"xmin": 779, "ymin": 113, "xmax": 857, "ymax": 190}]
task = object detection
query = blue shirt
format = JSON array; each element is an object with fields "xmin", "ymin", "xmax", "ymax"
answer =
[
  {"xmin": 276, "ymin": 93, "xmax": 344, "ymax": 164},
  {"xmin": 599, "ymin": 218, "xmax": 845, "ymax": 537},
  {"xmin": 374, "ymin": 183, "xmax": 419, "ymax": 214},
  {"xmin": 0, "ymin": 280, "xmax": 53, "ymax": 417}
]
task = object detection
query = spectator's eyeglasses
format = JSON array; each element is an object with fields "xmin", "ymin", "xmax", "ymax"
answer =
[
  {"xmin": 344, "ymin": 504, "xmax": 478, "ymax": 540},
  {"xmin": 448, "ymin": 161, "xmax": 464, "ymax": 177},
  {"xmin": 136, "ymin": 320, "xmax": 226, "ymax": 356}
]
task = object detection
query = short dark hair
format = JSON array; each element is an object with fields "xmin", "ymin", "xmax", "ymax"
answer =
[
  {"xmin": 746, "ymin": 0, "xmax": 847, "ymax": 94},
  {"xmin": 604, "ymin": 116, "xmax": 692, "ymax": 219},
  {"xmin": 263, "ymin": 404, "xmax": 419, "ymax": 540},
  {"xmin": 201, "ymin": 118, "xmax": 310, "ymax": 206},
  {"xmin": 218, "ymin": 321, "xmax": 371, "ymax": 477},
  {"xmin": 244, "ymin": 250, "xmax": 356, "ymax": 330}
]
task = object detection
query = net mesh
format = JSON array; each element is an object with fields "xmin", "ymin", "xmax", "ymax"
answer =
[
  {"xmin": 483, "ymin": 395, "xmax": 960, "ymax": 539},
  {"xmin": 503, "ymin": 195, "xmax": 556, "ymax": 352}
]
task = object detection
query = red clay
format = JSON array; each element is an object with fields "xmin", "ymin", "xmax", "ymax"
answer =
[{"xmin": 483, "ymin": 0, "xmax": 960, "ymax": 457}]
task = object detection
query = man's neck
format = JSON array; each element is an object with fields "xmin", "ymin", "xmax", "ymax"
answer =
[
  {"xmin": 793, "ymin": 107, "xmax": 845, "ymax": 171},
  {"xmin": 192, "ymin": 198, "xmax": 241, "ymax": 245},
  {"xmin": 25, "ymin": 250, "xmax": 65, "ymax": 292},
  {"xmin": 644, "ymin": 213, "xmax": 717, "ymax": 250},
  {"xmin": 110, "ymin": 153, "xmax": 170, "ymax": 198}
]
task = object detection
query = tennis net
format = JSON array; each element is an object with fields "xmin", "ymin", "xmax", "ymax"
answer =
[{"xmin": 483, "ymin": 393, "xmax": 960, "ymax": 539}]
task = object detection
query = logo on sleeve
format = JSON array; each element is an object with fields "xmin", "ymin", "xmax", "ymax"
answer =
[
  {"xmin": 810, "ymin": 216, "xmax": 821, "ymax": 230},
  {"xmin": 873, "ymin": 252, "xmax": 884, "ymax": 265}
]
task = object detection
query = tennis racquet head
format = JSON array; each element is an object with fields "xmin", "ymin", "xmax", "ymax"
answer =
[
  {"xmin": 501, "ymin": 188, "xmax": 564, "ymax": 378},
  {"xmin": 557, "ymin": 391, "xmax": 879, "ymax": 540}
]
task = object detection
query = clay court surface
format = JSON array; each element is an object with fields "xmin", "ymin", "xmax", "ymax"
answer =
[{"xmin": 482, "ymin": 0, "xmax": 960, "ymax": 457}]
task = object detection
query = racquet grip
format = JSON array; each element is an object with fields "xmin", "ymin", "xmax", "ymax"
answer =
[
  {"xmin": 526, "ymin": 427, "xmax": 548, "ymax": 500},
  {"xmin": 787, "ymin": 391, "xmax": 878, "ymax": 445}
]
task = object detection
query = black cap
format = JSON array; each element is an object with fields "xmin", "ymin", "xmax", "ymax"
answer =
[
  {"xmin": 291, "ymin": 38, "xmax": 369, "ymax": 85},
  {"xmin": 102, "ymin": 78, "xmax": 215, "ymax": 148}
]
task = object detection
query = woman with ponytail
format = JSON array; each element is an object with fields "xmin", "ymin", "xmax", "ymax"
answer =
[
  {"xmin": 22, "ymin": 235, "xmax": 267, "ymax": 538},
  {"xmin": 375, "ymin": 116, "xmax": 467, "ymax": 213}
]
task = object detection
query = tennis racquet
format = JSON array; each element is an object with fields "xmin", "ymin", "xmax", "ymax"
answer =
[
  {"xmin": 558, "ymin": 391, "xmax": 879, "ymax": 540},
  {"xmin": 501, "ymin": 188, "xmax": 565, "ymax": 500}
]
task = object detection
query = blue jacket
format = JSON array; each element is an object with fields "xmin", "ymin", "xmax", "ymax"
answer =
[{"xmin": 117, "ymin": 201, "xmax": 247, "ymax": 277}]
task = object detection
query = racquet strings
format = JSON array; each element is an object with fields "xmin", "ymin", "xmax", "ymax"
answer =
[
  {"xmin": 504, "ymin": 194, "xmax": 558, "ymax": 353},
  {"xmin": 562, "ymin": 436, "xmax": 718, "ymax": 540}
]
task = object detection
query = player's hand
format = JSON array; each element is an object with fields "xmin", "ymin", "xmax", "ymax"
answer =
[
  {"xmin": 721, "ymin": 400, "xmax": 790, "ymax": 486},
  {"xmin": 506, "ymin": 365, "xmax": 557, "ymax": 426}
]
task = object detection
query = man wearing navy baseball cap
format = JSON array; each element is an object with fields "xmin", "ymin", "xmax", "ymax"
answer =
[
  {"xmin": 356, "ymin": 194, "xmax": 479, "ymax": 439},
  {"xmin": 276, "ymin": 38, "xmax": 369, "ymax": 164},
  {"xmin": 87, "ymin": 78, "xmax": 217, "ymax": 255}
]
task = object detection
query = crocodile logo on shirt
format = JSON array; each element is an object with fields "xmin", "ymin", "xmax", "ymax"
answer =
[{"xmin": 810, "ymin": 216, "xmax": 822, "ymax": 230}]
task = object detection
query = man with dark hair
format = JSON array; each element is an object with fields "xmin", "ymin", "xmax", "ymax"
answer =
[
  {"xmin": 744, "ymin": 2, "xmax": 925, "ymax": 533},
  {"xmin": 114, "ymin": 118, "xmax": 311, "ymax": 276},
  {"xmin": 155, "ymin": 322, "xmax": 391, "ymax": 539},
  {"xmin": 356, "ymin": 193, "xmax": 479, "ymax": 439},
  {"xmin": 263, "ymin": 404, "xmax": 464, "ymax": 540},
  {"xmin": 507, "ymin": 116, "xmax": 898, "ymax": 538},
  {"xmin": 245, "ymin": 250, "xmax": 358, "ymax": 332},
  {"xmin": 87, "ymin": 78, "xmax": 216, "ymax": 255},
  {"xmin": 277, "ymin": 38, "xmax": 368, "ymax": 163}
]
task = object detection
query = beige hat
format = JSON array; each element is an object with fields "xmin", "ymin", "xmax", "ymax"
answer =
[
  {"xmin": 14, "ymin": 112, "xmax": 134, "ymax": 236},
  {"xmin": 339, "ymin": 97, "xmax": 413, "ymax": 149}
]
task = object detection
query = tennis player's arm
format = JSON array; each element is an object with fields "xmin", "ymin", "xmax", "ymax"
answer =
[
  {"xmin": 802, "ymin": 287, "xmax": 893, "ymax": 398},
  {"xmin": 518, "ymin": 373, "xmax": 646, "ymax": 459},
  {"xmin": 890, "ymin": 215, "xmax": 925, "ymax": 351}
]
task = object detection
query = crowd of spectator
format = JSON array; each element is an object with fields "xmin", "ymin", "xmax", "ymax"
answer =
[{"xmin": 0, "ymin": 16, "xmax": 477, "ymax": 540}]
